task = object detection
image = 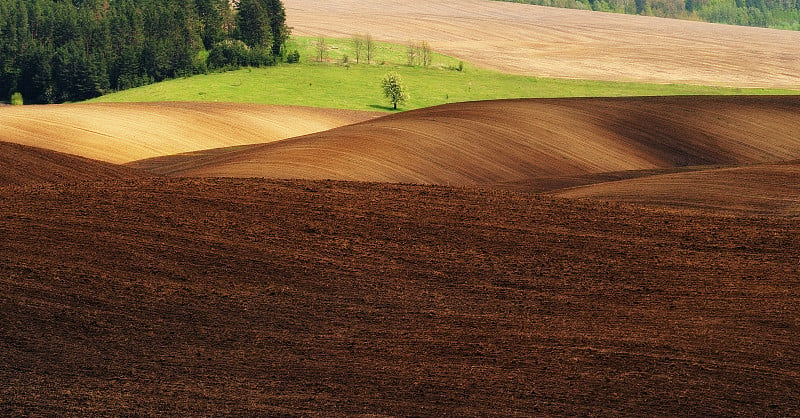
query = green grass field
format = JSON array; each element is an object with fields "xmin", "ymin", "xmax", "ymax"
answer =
[{"xmin": 89, "ymin": 36, "xmax": 799, "ymax": 111}]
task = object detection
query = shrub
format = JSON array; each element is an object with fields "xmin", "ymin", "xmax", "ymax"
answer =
[
  {"xmin": 207, "ymin": 40, "xmax": 277, "ymax": 70},
  {"xmin": 448, "ymin": 61, "xmax": 464, "ymax": 72},
  {"xmin": 286, "ymin": 50, "xmax": 301, "ymax": 63},
  {"xmin": 10, "ymin": 92, "xmax": 23, "ymax": 106},
  {"xmin": 247, "ymin": 47, "xmax": 278, "ymax": 67},
  {"xmin": 208, "ymin": 39, "xmax": 252, "ymax": 69}
]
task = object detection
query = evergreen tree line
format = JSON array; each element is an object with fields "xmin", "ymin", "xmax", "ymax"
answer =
[
  {"xmin": 0, "ymin": 0, "xmax": 288, "ymax": 104},
  {"xmin": 498, "ymin": 0, "xmax": 800, "ymax": 29}
]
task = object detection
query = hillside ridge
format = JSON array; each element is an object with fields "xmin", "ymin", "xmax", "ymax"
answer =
[{"xmin": 132, "ymin": 96, "xmax": 800, "ymax": 188}]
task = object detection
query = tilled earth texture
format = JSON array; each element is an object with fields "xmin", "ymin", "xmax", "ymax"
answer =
[{"xmin": 1, "ymin": 178, "xmax": 798, "ymax": 415}]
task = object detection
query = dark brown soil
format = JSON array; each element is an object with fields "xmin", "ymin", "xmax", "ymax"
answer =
[{"xmin": 2, "ymin": 178, "xmax": 798, "ymax": 415}]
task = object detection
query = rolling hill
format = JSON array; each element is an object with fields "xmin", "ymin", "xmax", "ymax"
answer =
[
  {"xmin": 555, "ymin": 161, "xmax": 800, "ymax": 215},
  {"xmin": 4, "ymin": 0, "xmax": 800, "ymax": 412},
  {"xmin": 284, "ymin": 0, "xmax": 800, "ymax": 88},
  {"xmin": 0, "ymin": 102, "xmax": 378, "ymax": 164},
  {"xmin": 131, "ymin": 96, "xmax": 800, "ymax": 186}
]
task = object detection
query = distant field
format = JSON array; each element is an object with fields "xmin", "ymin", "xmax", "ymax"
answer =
[
  {"xmin": 90, "ymin": 37, "xmax": 797, "ymax": 111},
  {"xmin": 283, "ymin": 0, "xmax": 800, "ymax": 88}
]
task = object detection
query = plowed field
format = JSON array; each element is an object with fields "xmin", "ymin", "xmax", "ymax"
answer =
[
  {"xmin": 284, "ymin": 0, "xmax": 800, "ymax": 88},
  {"xmin": 135, "ymin": 96, "xmax": 800, "ymax": 187},
  {"xmin": 556, "ymin": 161, "xmax": 800, "ymax": 215},
  {"xmin": 2, "ymin": 178, "xmax": 798, "ymax": 415}
]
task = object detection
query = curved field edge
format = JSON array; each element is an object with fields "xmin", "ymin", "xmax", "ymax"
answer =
[
  {"xmin": 554, "ymin": 161, "xmax": 800, "ymax": 216},
  {"xmin": 131, "ymin": 96, "xmax": 800, "ymax": 187},
  {"xmin": 87, "ymin": 38, "xmax": 798, "ymax": 112}
]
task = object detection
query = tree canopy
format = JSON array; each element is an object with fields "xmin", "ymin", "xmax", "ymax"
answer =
[{"xmin": 0, "ymin": 0, "xmax": 289, "ymax": 104}]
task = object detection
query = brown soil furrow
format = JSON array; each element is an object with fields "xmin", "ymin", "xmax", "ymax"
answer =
[{"xmin": 556, "ymin": 161, "xmax": 800, "ymax": 215}]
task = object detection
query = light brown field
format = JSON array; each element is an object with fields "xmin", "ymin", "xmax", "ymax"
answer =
[
  {"xmin": 0, "ymin": 102, "xmax": 378, "ymax": 164},
  {"xmin": 285, "ymin": 0, "xmax": 800, "ymax": 88}
]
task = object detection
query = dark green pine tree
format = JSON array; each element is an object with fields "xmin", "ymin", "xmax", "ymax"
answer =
[
  {"xmin": 264, "ymin": 0, "xmax": 288, "ymax": 57},
  {"xmin": 195, "ymin": 0, "xmax": 231, "ymax": 50},
  {"xmin": 236, "ymin": 0, "xmax": 271, "ymax": 49}
]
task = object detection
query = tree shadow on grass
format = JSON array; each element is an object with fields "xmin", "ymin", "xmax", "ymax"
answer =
[{"xmin": 369, "ymin": 104, "xmax": 403, "ymax": 111}]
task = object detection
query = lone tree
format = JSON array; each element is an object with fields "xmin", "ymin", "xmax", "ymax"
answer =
[{"xmin": 381, "ymin": 72, "xmax": 409, "ymax": 110}]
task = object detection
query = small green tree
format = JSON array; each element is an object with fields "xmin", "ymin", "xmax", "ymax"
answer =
[
  {"xmin": 286, "ymin": 49, "xmax": 300, "ymax": 63},
  {"xmin": 10, "ymin": 92, "xmax": 23, "ymax": 106},
  {"xmin": 381, "ymin": 72, "xmax": 408, "ymax": 110}
]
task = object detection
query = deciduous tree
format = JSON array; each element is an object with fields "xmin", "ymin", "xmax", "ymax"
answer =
[
  {"xmin": 381, "ymin": 72, "xmax": 409, "ymax": 110},
  {"xmin": 365, "ymin": 33, "xmax": 374, "ymax": 64},
  {"xmin": 315, "ymin": 36, "xmax": 328, "ymax": 62},
  {"xmin": 352, "ymin": 34, "xmax": 364, "ymax": 64}
]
